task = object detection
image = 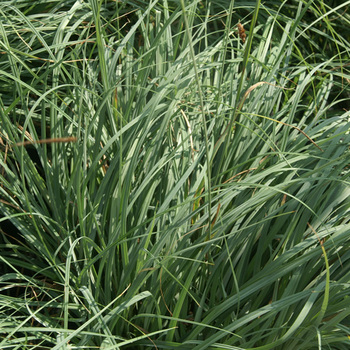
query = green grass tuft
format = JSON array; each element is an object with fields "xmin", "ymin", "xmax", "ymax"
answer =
[{"xmin": 1, "ymin": 0, "xmax": 350, "ymax": 349}]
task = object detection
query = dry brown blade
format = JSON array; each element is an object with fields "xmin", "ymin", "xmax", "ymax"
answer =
[
  {"xmin": 15, "ymin": 125, "xmax": 35, "ymax": 144},
  {"xmin": 15, "ymin": 136, "xmax": 77, "ymax": 147},
  {"xmin": 15, "ymin": 27, "xmax": 32, "ymax": 50},
  {"xmin": 180, "ymin": 109, "xmax": 197, "ymax": 160},
  {"xmin": 15, "ymin": 125, "xmax": 76, "ymax": 146},
  {"xmin": 132, "ymin": 324, "xmax": 159, "ymax": 350},
  {"xmin": 223, "ymin": 168, "xmax": 257, "ymax": 184},
  {"xmin": 307, "ymin": 222, "xmax": 325, "ymax": 246},
  {"xmin": 0, "ymin": 198, "xmax": 21, "ymax": 211},
  {"xmin": 159, "ymin": 267, "xmax": 173, "ymax": 317},
  {"xmin": 238, "ymin": 82, "xmax": 323, "ymax": 152},
  {"xmin": 0, "ymin": 140, "xmax": 8, "ymax": 182},
  {"xmin": 281, "ymin": 121, "xmax": 323, "ymax": 151},
  {"xmin": 238, "ymin": 81, "xmax": 294, "ymax": 110},
  {"xmin": 210, "ymin": 202, "xmax": 221, "ymax": 229}
]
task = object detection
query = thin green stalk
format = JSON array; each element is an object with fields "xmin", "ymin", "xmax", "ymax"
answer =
[
  {"xmin": 214, "ymin": 0, "xmax": 261, "ymax": 182},
  {"xmin": 180, "ymin": 0, "xmax": 212, "ymax": 241}
]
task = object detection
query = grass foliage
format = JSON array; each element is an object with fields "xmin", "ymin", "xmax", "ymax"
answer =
[{"xmin": 1, "ymin": 0, "xmax": 350, "ymax": 348}]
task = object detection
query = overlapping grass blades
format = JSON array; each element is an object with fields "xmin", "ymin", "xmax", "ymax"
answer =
[{"xmin": 1, "ymin": 0, "xmax": 350, "ymax": 348}]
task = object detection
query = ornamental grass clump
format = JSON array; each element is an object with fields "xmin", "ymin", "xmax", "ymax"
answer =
[{"xmin": 0, "ymin": 0, "xmax": 350, "ymax": 349}]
